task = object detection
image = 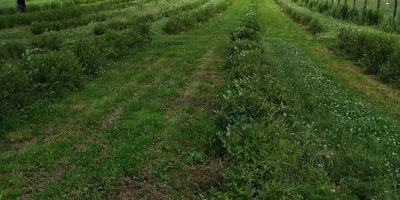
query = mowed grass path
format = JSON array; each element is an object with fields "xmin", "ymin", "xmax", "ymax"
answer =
[{"xmin": 0, "ymin": 0, "xmax": 249, "ymax": 199}]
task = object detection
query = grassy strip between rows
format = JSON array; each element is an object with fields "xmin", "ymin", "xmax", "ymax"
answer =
[
  {"xmin": 163, "ymin": 0, "xmax": 232, "ymax": 35},
  {"xmin": 276, "ymin": 0, "xmax": 400, "ymax": 86}
]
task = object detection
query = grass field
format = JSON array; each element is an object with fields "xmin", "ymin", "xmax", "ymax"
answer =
[{"xmin": 1, "ymin": 0, "xmax": 400, "ymax": 199}]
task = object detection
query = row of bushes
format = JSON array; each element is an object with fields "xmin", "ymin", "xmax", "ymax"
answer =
[
  {"xmin": 337, "ymin": 27, "xmax": 400, "ymax": 83},
  {"xmin": 276, "ymin": 0, "xmax": 400, "ymax": 84},
  {"xmin": 276, "ymin": 0, "xmax": 325, "ymax": 34},
  {"xmin": 30, "ymin": 13, "xmax": 110, "ymax": 35},
  {"xmin": 136, "ymin": 0, "xmax": 210, "ymax": 22},
  {"xmin": 0, "ymin": 0, "xmax": 133, "ymax": 16},
  {"xmin": 297, "ymin": 0, "xmax": 384, "ymax": 25},
  {"xmin": 210, "ymin": 5, "xmax": 305, "ymax": 199},
  {"xmin": 0, "ymin": 23, "xmax": 151, "ymax": 117},
  {"xmin": 294, "ymin": 0, "xmax": 400, "ymax": 33},
  {"xmin": 0, "ymin": 0, "xmax": 137, "ymax": 30},
  {"xmin": 0, "ymin": 35, "xmax": 62, "ymax": 61},
  {"xmin": 29, "ymin": 0, "xmax": 210, "ymax": 35},
  {"xmin": 162, "ymin": 0, "xmax": 232, "ymax": 35}
]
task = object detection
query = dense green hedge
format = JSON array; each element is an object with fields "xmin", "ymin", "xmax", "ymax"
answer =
[
  {"xmin": 276, "ymin": 0, "xmax": 325, "ymax": 34},
  {"xmin": 337, "ymin": 27, "xmax": 400, "ymax": 83}
]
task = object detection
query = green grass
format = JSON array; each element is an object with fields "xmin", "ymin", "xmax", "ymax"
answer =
[
  {"xmin": 257, "ymin": 0, "xmax": 400, "ymax": 198},
  {"xmin": 0, "ymin": 0, "xmax": 245, "ymax": 198},
  {"xmin": 1, "ymin": 0, "xmax": 400, "ymax": 198}
]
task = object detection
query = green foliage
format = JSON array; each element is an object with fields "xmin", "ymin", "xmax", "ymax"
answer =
[
  {"xmin": 214, "ymin": 75, "xmax": 284, "ymax": 129},
  {"xmin": 108, "ymin": 19, "xmax": 129, "ymax": 30},
  {"xmin": 337, "ymin": 27, "xmax": 397, "ymax": 74},
  {"xmin": 241, "ymin": 10, "xmax": 260, "ymax": 31},
  {"xmin": 163, "ymin": 0, "xmax": 232, "ymax": 35},
  {"xmin": 0, "ymin": 0, "xmax": 137, "ymax": 30},
  {"xmin": 278, "ymin": 1, "xmax": 325, "ymax": 34},
  {"xmin": 230, "ymin": 26, "xmax": 260, "ymax": 41},
  {"xmin": 1, "ymin": 51, "xmax": 84, "ymax": 116},
  {"xmin": 307, "ymin": 19, "xmax": 325, "ymax": 34},
  {"xmin": 379, "ymin": 50, "xmax": 400, "ymax": 83},
  {"xmin": 73, "ymin": 39, "xmax": 106, "ymax": 76},
  {"xmin": 100, "ymin": 25, "xmax": 150, "ymax": 60},
  {"xmin": 30, "ymin": 35, "xmax": 62, "ymax": 51},
  {"xmin": 21, "ymin": 51, "xmax": 84, "ymax": 92},
  {"xmin": 361, "ymin": 9, "xmax": 383, "ymax": 25},
  {"xmin": 0, "ymin": 42, "xmax": 26, "ymax": 60},
  {"xmin": 227, "ymin": 39, "xmax": 260, "ymax": 67},
  {"xmin": 293, "ymin": 0, "xmax": 386, "ymax": 29},
  {"xmin": 30, "ymin": 22, "xmax": 48, "ymax": 35},
  {"xmin": 93, "ymin": 23, "xmax": 108, "ymax": 35}
]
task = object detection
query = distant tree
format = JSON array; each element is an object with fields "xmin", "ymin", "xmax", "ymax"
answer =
[
  {"xmin": 377, "ymin": 0, "xmax": 381, "ymax": 9},
  {"xmin": 394, "ymin": 0, "xmax": 398, "ymax": 19},
  {"xmin": 338, "ymin": 0, "xmax": 341, "ymax": 4},
  {"xmin": 354, "ymin": 0, "xmax": 357, "ymax": 8}
]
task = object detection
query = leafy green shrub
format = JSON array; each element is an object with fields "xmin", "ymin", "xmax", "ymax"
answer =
[
  {"xmin": 242, "ymin": 11, "xmax": 260, "ymax": 31},
  {"xmin": 74, "ymin": 39, "xmax": 105, "ymax": 76},
  {"xmin": 337, "ymin": 28, "xmax": 396, "ymax": 74},
  {"xmin": 100, "ymin": 25, "xmax": 150, "ymax": 59},
  {"xmin": 214, "ymin": 75, "xmax": 284, "ymax": 129},
  {"xmin": 21, "ymin": 51, "xmax": 84, "ymax": 92},
  {"xmin": 93, "ymin": 23, "xmax": 107, "ymax": 35},
  {"xmin": 378, "ymin": 50, "xmax": 400, "ymax": 83},
  {"xmin": 338, "ymin": 4, "xmax": 350, "ymax": 20},
  {"xmin": 0, "ymin": 0, "xmax": 136, "ymax": 30},
  {"xmin": 230, "ymin": 26, "xmax": 260, "ymax": 41},
  {"xmin": 30, "ymin": 35, "xmax": 62, "ymax": 51},
  {"xmin": 163, "ymin": 14, "xmax": 196, "ymax": 34},
  {"xmin": 163, "ymin": 0, "xmax": 231, "ymax": 35},
  {"xmin": 227, "ymin": 39, "xmax": 259, "ymax": 67},
  {"xmin": 307, "ymin": 19, "xmax": 325, "ymax": 34},
  {"xmin": 0, "ymin": 63, "xmax": 29, "ymax": 115},
  {"xmin": 108, "ymin": 19, "xmax": 129, "ymax": 30},
  {"xmin": 30, "ymin": 22, "xmax": 49, "ymax": 35},
  {"xmin": 0, "ymin": 42, "xmax": 26, "ymax": 60},
  {"xmin": 227, "ymin": 39, "xmax": 259, "ymax": 57},
  {"xmin": 347, "ymin": 7, "xmax": 359, "ymax": 21},
  {"xmin": 1, "ymin": 51, "xmax": 84, "ymax": 115},
  {"xmin": 361, "ymin": 9, "xmax": 383, "ymax": 25}
]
